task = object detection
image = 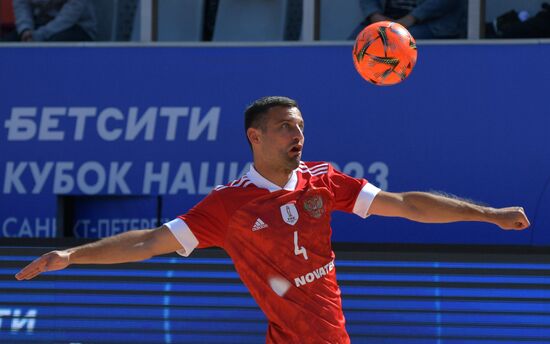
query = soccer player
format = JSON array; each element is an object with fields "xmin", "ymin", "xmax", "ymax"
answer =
[{"xmin": 16, "ymin": 96, "xmax": 530, "ymax": 343}]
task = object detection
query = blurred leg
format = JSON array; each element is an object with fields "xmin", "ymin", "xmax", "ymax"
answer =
[
  {"xmin": 348, "ymin": 18, "xmax": 370, "ymax": 40},
  {"xmin": 0, "ymin": 29, "xmax": 20, "ymax": 41},
  {"xmin": 407, "ymin": 23, "xmax": 435, "ymax": 39},
  {"xmin": 48, "ymin": 25, "xmax": 93, "ymax": 41}
]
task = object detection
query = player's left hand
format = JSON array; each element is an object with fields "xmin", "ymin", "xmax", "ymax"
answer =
[
  {"xmin": 21, "ymin": 30, "xmax": 33, "ymax": 42},
  {"xmin": 493, "ymin": 207, "xmax": 530, "ymax": 230}
]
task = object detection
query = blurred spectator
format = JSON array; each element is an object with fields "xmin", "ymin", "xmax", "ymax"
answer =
[
  {"xmin": 1, "ymin": 0, "xmax": 96, "ymax": 42},
  {"xmin": 202, "ymin": 0, "xmax": 218, "ymax": 41},
  {"xmin": 486, "ymin": 2, "xmax": 550, "ymax": 38},
  {"xmin": 350, "ymin": 0, "xmax": 467, "ymax": 39},
  {"xmin": 0, "ymin": 0, "xmax": 16, "ymax": 37}
]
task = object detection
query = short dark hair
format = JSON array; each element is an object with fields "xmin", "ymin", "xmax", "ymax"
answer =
[{"xmin": 244, "ymin": 96, "xmax": 298, "ymax": 146}]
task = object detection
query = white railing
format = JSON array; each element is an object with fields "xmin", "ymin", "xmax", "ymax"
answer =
[{"xmin": 133, "ymin": 0, "xmax": 486, "ymax": 42}]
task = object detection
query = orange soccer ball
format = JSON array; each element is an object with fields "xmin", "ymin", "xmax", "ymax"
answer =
[{"xmin": 352, "ymin": 21, "xmax": 417, "ymax": 86}]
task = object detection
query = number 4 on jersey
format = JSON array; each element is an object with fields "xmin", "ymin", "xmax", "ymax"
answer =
[{"xmin": 294, "ymin": 231, "xmax": 308, "ymax": 260}]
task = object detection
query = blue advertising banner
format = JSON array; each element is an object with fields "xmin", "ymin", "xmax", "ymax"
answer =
[
  {"xmin": 0, "ymin": 43, "xmax": 549, "ymax": 245},
  {"xmin": 67, "ymin": 195, "xmax": 160, "ymax": 238},
  {"xmin": 3, "ymin": 247, "xmax": 550, "ymax": 343}
]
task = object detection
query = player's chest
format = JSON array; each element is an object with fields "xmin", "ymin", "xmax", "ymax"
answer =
[{"xmin": 228, "ymin": 186, "xmax": 334, "ymax": 243}]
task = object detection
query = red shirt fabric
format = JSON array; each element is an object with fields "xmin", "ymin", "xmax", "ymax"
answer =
[{"xmin": 167, "ymin": 161, "xmax": 380, "ymax": 343}]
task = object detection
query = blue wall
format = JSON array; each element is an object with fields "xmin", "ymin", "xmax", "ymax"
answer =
[{"xmin": 0, "ymin": 43, "xmax": 548, "ymax": 245}]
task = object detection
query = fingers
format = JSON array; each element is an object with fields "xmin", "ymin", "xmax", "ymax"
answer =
[
  {"xmin": 497, "ymin": 206, "xmax": 530, "ymax": 231},
  {"xmin": 517, "ymin": 217, "xmax": 530, "ymax": 230},
  {"xmin": 496, "ymin": 207, "xmax": 531, "ymax": 231},
  {"xmin": 15, "ymin": 254, "xmax": 52, "ymax": 280},
  {"xmin": 16, "ymin": 266, "xmax": 44, "ymax": 280},
  {"xmin": 512, "ymin": 221, "xmax": 528, "ymax": 230},
  {"xmin": 515, "ymin": 207, "xmax": 530, "ymax": 230},
  {"xmin": 15, "ymin": 250, "xmax": 70, "ymax": 280},
  {"xmin": 504, "ymin": 219, "xmax": 528, "ymax": 231}
]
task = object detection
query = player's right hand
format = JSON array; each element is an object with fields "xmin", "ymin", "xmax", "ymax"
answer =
[{"xmin": 15, "ymin": 250, "xmax": 70, "ymax": 280}]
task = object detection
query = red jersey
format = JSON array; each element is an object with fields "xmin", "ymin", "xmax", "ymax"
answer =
[{"xmin": 166, "ymin": 161, "xmax": 380, "ymax": 343}]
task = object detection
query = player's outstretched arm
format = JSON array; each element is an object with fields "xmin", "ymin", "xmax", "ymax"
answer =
[
  {"xmin": 368, "ymin": 191, "xmax": 530, "ymax": 230},
  {"xmin": 15, "ymin": 226, "xmax": 181, "ymax": 281}
]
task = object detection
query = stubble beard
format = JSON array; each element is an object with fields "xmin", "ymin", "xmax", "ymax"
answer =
[{"xmin": 284, "ymin": 153, "xmax": 301, "ymax": 171}]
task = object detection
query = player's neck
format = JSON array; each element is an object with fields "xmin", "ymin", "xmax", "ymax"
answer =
[{"xmin": 253, "ymin": 160, "xmax": 294, "ymax": 188}]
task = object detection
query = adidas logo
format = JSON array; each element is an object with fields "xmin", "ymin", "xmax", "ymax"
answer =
[{"xmin": 252, "ymin": 218, "xmax": 269, "ymax": 231}]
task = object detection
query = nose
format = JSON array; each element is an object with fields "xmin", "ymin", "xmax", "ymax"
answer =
[{"xmin": 292, "ymin": 124, "xmax": 304, "ymax": 141}]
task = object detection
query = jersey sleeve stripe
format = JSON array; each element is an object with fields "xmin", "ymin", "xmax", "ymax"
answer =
[
  {"xmin": 298, "ymin": 163, "xmax": 329, "ymax": 174},
  {"xmin": 298, "ymin": 163, "xmax": 329, "ymax": 175},
  {"xmin": 309, "ymin": 169, "xmax": 329, "ymax": 176},
  {"xmin": 352, "ymin": 183, "xmax": 382, "ymax": 218},
  {"xmin": 308, "ymin": 163, "xmax": 329, "ymax": 173},
  {"xmin": 164, "ymin": 218, "xmax": 199, "ymax": 257},
  {"xmin": 310, "ymin": 168, "xmax": 329, "ymax": 175}
]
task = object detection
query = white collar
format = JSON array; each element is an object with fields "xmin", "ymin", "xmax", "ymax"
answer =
[{"xmin": 246, "ymin": 164, "xmax": 298, "ymax": 192}]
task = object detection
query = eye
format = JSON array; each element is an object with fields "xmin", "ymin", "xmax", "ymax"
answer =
[{"xmin": 281, "ymin": 123, "xmax": 290, "ymax": 129}]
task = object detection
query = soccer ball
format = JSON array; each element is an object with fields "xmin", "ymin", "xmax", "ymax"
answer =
[{"xmin": 352, "ymin": 21, "xmax": 417, "ymax": 86}]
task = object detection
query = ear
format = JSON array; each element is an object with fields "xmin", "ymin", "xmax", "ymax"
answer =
[{"xmin": 247, "ymin": 127, "xmax": 262, "ymax": 145}]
